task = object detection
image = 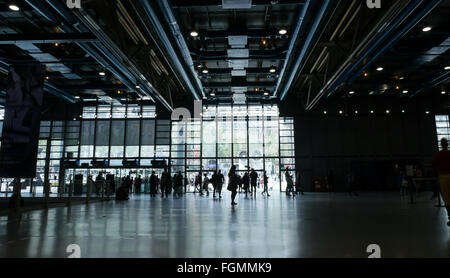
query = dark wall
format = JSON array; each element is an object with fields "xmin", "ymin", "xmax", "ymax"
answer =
[{"xmin": 294, "ymin": 113, "xmax": 438, "ymax": 191}]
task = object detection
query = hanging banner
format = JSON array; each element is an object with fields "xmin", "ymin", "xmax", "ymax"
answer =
[{"xmin": 0, "ymin": 64, "xmax": 45, "ymax": 178}]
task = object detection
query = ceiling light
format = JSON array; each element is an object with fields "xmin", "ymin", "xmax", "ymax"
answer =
[
  {"xmin": 376, "ymin": 67, "xmax": 384, "ymax": 71},
  {"xmin": 386, "ymin": 110, "xmax": 390, "ymax": 114},
  {"xmin": 279, "ymin": 28, "xmax": 288, "ymax": 35},
  {"xmin": 264, "ymin": 92, "xmax": 269, "ymax": 96},
  {"xmin": 210, "ymin": 93, "xmax": 215, "ymax": 96},
  {"xmin": 136, "ymin": 85, "xmax": 140, "ymax": 89},
  {"xmin": 54, "ymin": 42, "xmax": 59, "ymax": 47},
  {"xmin": 445, "ymin": 66, "xmax": 450, "ymax": 70},
  {"xmin": 323, "ymin": 111, "xmax": 327, "ymax": 115},
  {"xmin": 349, "ymin": 91, "xmax": 355, "ymax": 95},
  {"xmin": 45, "ymin": 76, "xmax": 50, "ymax": 80},
  {"xmin": 9, "ymin": 4, "xmax": 20, "ymax": 11},
  {"xmin": 355, "ymin": 110, "xmax": 358, "ymax": 114},
  {"xmin": 395, "ymin": 85, "xmax": 400, "ymax": 90},
  {"xmin": 75, "ymin": 96, "xmax": 80, "ymax": 99},
  {"xmin": 402, "ymin": 90, "xmax": 408, "ymax": 94},
  {"xmin": 402, "ymin": 110, "xmax": 406, "ymax": 113},
  {"xmin": 399, "ymin": 76, "xmax": 405, "ymax": 80},
  {"xmin": 442, "ymin": 91, "xmax": 446, "ymax": 95},
  {"xmin": 422, "ymin": 26, "xmax": 432, "ymax": 32},
  {"xmin": 202, "ymin": 69, "xmax": 209, "ymax": 74},
  {"xmin": 370, "ymin": 110, "xmax": 374, "ymax": 114},
  {"xmin": 363, "ymin": 72, "xmax": 368, "ymax": 77},
  {"xmin": 197, "ymin": 64, "xmax": 203, "ymax": 68},
  {"xmin": 190, "ymin": 31, "xmax": 199, "ymax": 37},
  {"xmin": 99, "ymin": 71, "xmax": 106, "ymax": 76},
  {"xmin": 261, "ymin": 39, "xmax": 268, "ymax": 46},
  {"xmin": 269, "ymin": 66, "xmax": 277, "ymax": 73},
  {"xmin": 425, "ymin": 111, "xmax": 430, "ymax": 114},
  {"xmin": 339, "ymin": 110, "xmax": 343, "ymax": 115}
]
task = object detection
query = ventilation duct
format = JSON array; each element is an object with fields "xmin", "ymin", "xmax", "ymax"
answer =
[{"xmin": 222, "ymin": 0, "xmax": 252, "ymax": 9}]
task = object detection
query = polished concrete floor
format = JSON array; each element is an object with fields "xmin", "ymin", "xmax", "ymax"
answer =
[{"xmin": 0, "ymin": 191, "xmax": 449, "ymax": 258}]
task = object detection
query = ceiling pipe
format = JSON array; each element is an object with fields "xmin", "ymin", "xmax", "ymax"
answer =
[
  {"xmin": 40, "ymin": 0, "xmax": 178, "ymax": 110},
  {"xmin": 25, "ymin": 0, "xmax": 141, "ymax": 103},
  {"xmin": 278, "ymin": 0, "xmax": 332, "ymax": 100},
  {"xmin": 138, "ymin": 0, "xmax": 203, "ymax": 100},
  {"xmin": 305, "ymin": 0, "xmax": 432, "ymax": 110},
  {"xmin": 346, "ymin": 0, "xmax": 443, "ymax": 85},
  {"xmin": 272, "ymin": 0, "xmax": 311, "ymax": 97}
]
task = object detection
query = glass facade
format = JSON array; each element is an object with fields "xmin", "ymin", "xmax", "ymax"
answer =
[
  {"xmin": 435, "ymin": 115, "xmax": 450, "ymax": 150},
  {"xmin": 0, "ymin": 104, "xmax": 295, "ymax": 194}
]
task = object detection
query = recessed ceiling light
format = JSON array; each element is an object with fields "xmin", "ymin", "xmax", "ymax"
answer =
[
  {"xmin": 355, "ymin": 110, "xmax": 358, "ymax": 114},
  {"xmin": 279, "ymin": 28, "xmax": 288, "ymax": 35},
  {"xmin": 264, "ymin": 92, "xmax": 269, "ymax": 96},
  {"xmin": 210, "ymin": 93, "xmax": 215, "ymax": 96},
  {"xmin": 370, "ymin": 110, "xmax": 374, "ymax": 114},
  {"xmin": 190, "ymin": 31, "xmax": 199, "ymax": 37},
  {"xmin": 339, "ymin": 110, "xmax": 343, "ymax": 114},
  {"xmin": 376, "ymin": 67, "xmax": 384, "ymax": 71},
  {"xmin": 323, "ymin": 111, "xmax": 327, "ymax": 114},
  {"xmin": 402, "ymin": 110, "xmax": 406, "ymax": 113},
  {"xmin": 9, "ymin": 4, "xmax": 20, "ymax": 11},
  {"xmin": 445, "ymin": 66, "xmax": 450, "ymax": 70},
  {"xmin": 136, "ymin": 85, "xmax": 140, "ymax": 89},
  {"xmin": 99, "ymin": 71, "xmax": 106, "ymax": 76},
  {"xmin": 399, "ymin": 77, "xmax": 405, "ymax": 80},
  {"xmin": 395, "ymin": 85, "xmax": 400, "ymax": 90},
  {"xmin": 75, "ymin": 96, "xmax": 80, "ymax": 99},
  {"xmin": 349, "ymin": 91, "xmax": 355, "ymax": 95},
  {"xmin": 202, "ymin": 69, "xmax": 208, "ymax": 74},
  {"xmin": 403, "ymin": 90, "xmax": 408, "ymax": 94},
  {"xmin": 386, "ymin": 110, "xmax": 390, "ymax": 114},
  {"xmin": 442, "ymin": 91, "xmax": 446, "ymax": 95},
  {"xmin": 425, "ymin": 111, "xmax": 430, "ymax": 114},
  {"xmin": 363, "ymin": 72, "xmax": 368, "ymax": 77},
  {"xmin": 269, "ymin": 66, "xmax": 277, "ymax": 73},
  {"xmin": 422, "ymin": 26, "xmax": 432, "ymax": 32}
]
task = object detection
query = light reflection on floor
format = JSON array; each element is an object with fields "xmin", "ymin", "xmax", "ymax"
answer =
[{"xmin": 0, "ymin": 192, "xmax": 449, "ymax": 258}]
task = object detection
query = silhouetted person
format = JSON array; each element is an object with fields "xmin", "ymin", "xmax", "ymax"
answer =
[
  {"xmin": 243, "ymin": 172, "xmax": 250, "ymax": 197},
  {"xmin": 184, "ymin": 175, "xmax": 189, "ymax": 193},
  {"xmin": 285, "ymin": 168, "xmax": 295, "ymax": 197},
  {"xmin": 174, "ymin": 171, "xmax": 183, "ymax": 197},
  {"xmin": 228, "ymin": 165, "xmax": 238, "ymax": 206},
  {"xmin": 327, "ymin": 170, "xmax": 335, "ymax": 193},
  {"xmin": 115, "ymin": 182, "xmax": 129, "ymax": 201},
  {"xmin": 134, "ymin": 175, "xmax": 142, "ymax": 194},
  {"xmin": 250, "ymin": 169, "xmax": 258, "ymax": 197},
  {"xmin": 212, "ymin": 170, "xmax": 218, "ymax": 198},
  {"xmin": 262, "ymin": 171, "xmax": 270, "ymax": 197},
  {"xmin": 216, "ymin": 170, "xmax": 224, "ymax": 199},
  {"xmin": 432, "ymin": 138, "xmax": 450, "ymax": 226},
  {"xmin": 150, "ymin": 171, "xmax": 158, "ymax": 197},
  {"xmin": 160, "ymin": 168, "xmax": 171, "ymax": 198},
  {"xmin": 95, "ymin": 173, "xmax": 105, "ymax": 196},
  {"xmin": 203, "ymin": 173, "xmax": 210, "ymax": 196},
  {"xmin": 195, "ymin": 173, "xmax": 202, "ymax": 195}
]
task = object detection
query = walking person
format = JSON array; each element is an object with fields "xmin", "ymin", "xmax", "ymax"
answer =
[
  {"xmin": 203, "ymin": 173, "xmax": 210, "ymax": 196},
  {"xmin": 174, "ymin": 171, "xmax": 183, "ymax": 198},
  {"xmin": 262, "ymin": 171, "xmax": 270, "ymax": 197},
  {"xmin": 134, "ymin": 175, "xmax": 142, "ymax": 194},
  {"xmin": 160, "ymin": 168, "xmax": 171, "ymax": 198},
  {"xmin": 285, "ymin": 168, "xmax": 295, "ymax": 197},
  {"xmin": 195, "ymin": 173, "xmax": 202, "ymax": 195},
  {"xmin": 227, "ymin": 165, "xmax": 238, "ymax": 206},
  {"xmin": 150, "ymin": 171, "xmax": 158, "ymax": 197},
  {"xmin": 211, "ymin": 170, "xmax": 218, "ymax": 198},
  {"xmin": 243, "ymin": 172, "xmax": 250, "ymax": 197},
  {"xmin": 250, "ymin": 168, "xmax": 258, "ymax": 198},
  {"xmin": 216, "ymin": 170, "xmax": 224, "ymax": 199},
  {"xmin": 432, "ymin": 138, "xmax": 450, "ymax": 227}
]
